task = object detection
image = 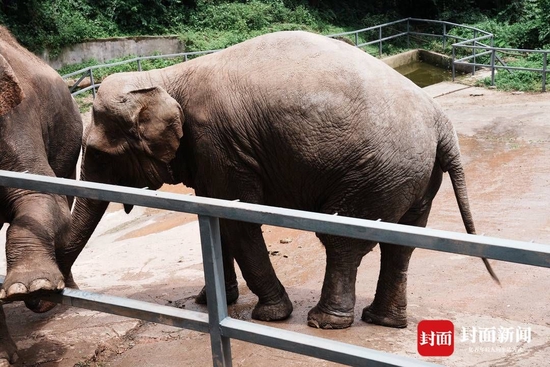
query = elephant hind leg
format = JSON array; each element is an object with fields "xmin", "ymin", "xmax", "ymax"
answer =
[
  {"xmin": 308, "ymin": 234, "xmax": 375, "ymax": 329},
  {"xmin": 195, "ymin": 251, "xmax": 239, "ymax": 305},
  {"xmin": 361, "ymin": 203, "xmax": 433, "ymax": 328}
]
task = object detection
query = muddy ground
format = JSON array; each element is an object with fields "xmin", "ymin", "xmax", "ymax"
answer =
[{"xmin": 1, "ymin": 81, "xmax": 550, "ymax": 366}]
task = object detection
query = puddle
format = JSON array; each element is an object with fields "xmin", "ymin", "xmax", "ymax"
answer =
[{"xmin": 395, "ymin": 61, "xmax": 452, "ymax": 87}]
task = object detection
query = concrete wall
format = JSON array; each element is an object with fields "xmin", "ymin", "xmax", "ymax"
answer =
[
  {"xmin": 382, "ymin": 49, "xmax": 420, "ymax": 68},
  {"xmin": 42, "ymin": 36, "xmax": 185, "ymax": 70},
  {"xmin": 382, "ymin": 49, "xmax": 475, "ymax": 73}
]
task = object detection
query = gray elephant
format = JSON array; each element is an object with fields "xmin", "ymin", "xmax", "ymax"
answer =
[
  {"xmin": 0, "ymin": 26, "xmax": 83, "ymax": 365},
  {"xmin": 62, "ymin": 30, "xmax": 496, "ymax": 331}
]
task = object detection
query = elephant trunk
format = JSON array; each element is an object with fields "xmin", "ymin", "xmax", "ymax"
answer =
[{"xmin": 57, "ymin": 196, "xmax": 109, "ymax": 282}]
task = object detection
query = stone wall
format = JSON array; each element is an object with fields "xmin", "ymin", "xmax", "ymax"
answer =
[
  {"xmin": 382, "ymin": 49, "xmax": 476, "ymax": 73},
  {"xmin": 41, "ymin": 36, "xmax": 185, "ymax": 70}
]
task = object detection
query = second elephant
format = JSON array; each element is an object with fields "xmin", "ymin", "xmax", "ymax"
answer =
[{"xmin": 63, "ymin": 31, "xmax": 496, "ymax": 329}]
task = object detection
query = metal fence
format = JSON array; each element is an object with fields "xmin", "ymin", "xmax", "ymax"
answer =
[
  {"xmin": 61, "ymin": 17, "xmax": 549, "ymax": 96},
  {"xmin": 1, "ymin": 170, "xmax": 550, "ymax": 366}
]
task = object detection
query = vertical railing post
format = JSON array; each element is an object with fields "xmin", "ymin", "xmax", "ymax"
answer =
[
  {"xmin": 89, "ymin": 69, "xmax": 96, "ymax": 99},
  {"xmin": 198, "ymin": 215, "xmax": 232, "ymax": 367},
  {"xmin": 472, "ymin": 30, "xmax": 477, "ymax": 76},
  {"xmin": 542, "ymin": 52, "xmax": 547, "ymax": 92},
  {"xmin": 491, "ymin": 47, "xmax": 496, "ymax": 87},
  {"xmin": 137, "ymin": 58, "xmax": 142, "ymax": 72},
  {"xmin": 442, "ymin": 23, "xmax": 447, "ymax": 51},
  {"xmin": 452, "ymin": 46, "xmax": 456, "ymax": 81},
  {"xmin": 406, "ymin": 19, "xmax": 410, "ymax": 49},
  {"xmin": 355, "ymin": 31, "xmax": 358, "ymax": 47},
  {"xmin": 379, "ymin": 26, "xmax": 383, "ymax": 57}
]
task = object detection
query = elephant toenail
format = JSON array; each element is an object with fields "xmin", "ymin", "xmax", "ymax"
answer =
[
  {"xmin": 7, "ymin": 283, "xmax": 28, "ymax": 297},
  {"xmin": 29, "ymin": 279, "xmax": 53, "ymax": 293},
  {"xmin": 307, "ymin": 319, "xmax": 320, "ymax": 329},
  {"xmin": 0, "ymin": 289, "xmax": 6, "ymax": 299},
  {"xmin": 56, "ymin": 279, "xmax": 65, "ymax": 290}
]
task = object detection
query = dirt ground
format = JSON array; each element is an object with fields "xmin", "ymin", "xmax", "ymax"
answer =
[{"xmin": 1, "ymin": 80, "xmax": 550, "ymax": 367}]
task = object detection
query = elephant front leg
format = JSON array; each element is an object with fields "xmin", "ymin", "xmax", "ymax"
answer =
[
  {"xmin": 361, "ymin": 243, "xmax": 414, "ymax": 328},
  {"xmin": 0, "ymin": 194, "xmax": 68, "ymax": 302},
  {"xmin": 308, "ymin": 235, "xmax": 374, "ymax": 329},
  {"xmin": 0, "ymin": 306, "xmax": 18, "ymax": 366},
  {"xmin": 221, "ymin": 220, "xmax": 293, "ymax": 321}
]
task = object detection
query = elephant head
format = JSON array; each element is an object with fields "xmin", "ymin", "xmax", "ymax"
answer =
[{"xmin": 61, "ymin": 75, "xmax": 185, "ymax": 277}]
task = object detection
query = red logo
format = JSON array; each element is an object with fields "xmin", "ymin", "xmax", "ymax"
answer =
[{"xmin": 417, "ymin": 320, "xmax": 454, "ymax": 357}]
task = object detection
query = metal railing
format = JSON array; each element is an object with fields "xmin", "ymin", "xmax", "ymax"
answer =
[
  {"xmin": 63, "ymin": 49, "xmax": 221, "ymax": 98},
  {"xmin": 61, "ymin": 18, "xmax": 548, "ymax": 95},
  {"xmin": 1, "ymin": 170, "xmax": 549, "ymax": 366},
  {"xmin": 452, "ymin": 42, "xmax": 549, "ymax": 92}
]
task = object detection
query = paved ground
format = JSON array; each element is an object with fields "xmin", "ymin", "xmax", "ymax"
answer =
[{"xmin": 1, "ymin": 80, "xmax": 550, "ymax": 367}]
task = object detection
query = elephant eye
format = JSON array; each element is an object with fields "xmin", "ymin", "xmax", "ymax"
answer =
[{"xmin": 86, "ymin": 147, "xmax": 107, "ymax": 163}]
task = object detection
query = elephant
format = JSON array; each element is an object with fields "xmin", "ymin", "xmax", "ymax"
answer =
[
  {"xmin": 62, "ymin": 30, "xmax": 497, "ymax": 331},
  {"xmin": 0, "ymin": 26, "xmax": 83, "ymax": 365}
]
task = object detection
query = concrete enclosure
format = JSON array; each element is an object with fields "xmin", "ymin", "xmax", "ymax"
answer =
[
  {"xmin": 41, "ymin": 35, "xmax": 185, "ymax": 70},
  {"xmin": 383, "ymin": 49, "xmax": 475, "ymax": 73}
]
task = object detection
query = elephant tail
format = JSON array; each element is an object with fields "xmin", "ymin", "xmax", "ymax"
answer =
[{"xmin": 438, "ymin": 122, "xmax": 501, "ymax": 285}]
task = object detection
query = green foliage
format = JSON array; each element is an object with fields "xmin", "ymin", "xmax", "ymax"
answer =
[
  {"xmin": 3, "ymin": 0, "xmax": 548, "ymax": 93},
  {"xmin": 176, "ymin": 0, "xmax": 345, "ymax": 52},
  {"xmin": 1, "ymin": 0, "xmax": 111, "ymax": 55},
  {"xmin": 477, "ymin": 55, "xmax": 546, "ymax": 92},
  {"xmin": 494, "ymin": 0, "xmax": 550, "ymax": 48}
]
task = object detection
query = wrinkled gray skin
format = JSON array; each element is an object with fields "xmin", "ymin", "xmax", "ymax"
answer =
[
  {"xmin": 0, "ymin": 26, "xmax": 83, "ymax": 365},
  {"xmin": 63, "ymin": 31, "xmax": 496, "ymax": 331}
]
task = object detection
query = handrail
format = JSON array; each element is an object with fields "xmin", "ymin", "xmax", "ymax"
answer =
[{"xmin": 1, "ymin": 170, "xmax": 549, "ymax": 366}]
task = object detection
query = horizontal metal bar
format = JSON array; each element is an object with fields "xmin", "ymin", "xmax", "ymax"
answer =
[
  {"xmin": 453, "ymin": 43, "xmax": 550, "ymax": 54},
  {"xmin": 453, "ymin": 60, "xmax": 546, "ymax": 73},
  {"xmin": 220, "ymin": 318, "xmax": 439, "ymax": 367},
  {"xmin": 407, "ymin": 31, "xmax": 443, "ymax": 39},
  {"xmin": 70, "ymin": 84, "xmax": 99, "ymax": 96},
  {"xmin": 454, "ymin": 50, "xmax": 493, "ymax": 62},
  {"xmin": 1, "ymin": 171, "xmax": 549, "ymax": 269},
  {"xmin": 359, "ymin": 32, "xmax": 408, "ymax": 47},
  {"xmin": 0, "ymin": 275, "xmax": 209, "ymax": 333},
  {"xmin": 138, "ymin": 49, "xmax": 222, "ymax": 61},
  {"xmin": 327, "ymin": 18, "xmax": 409, "ymax": 38},
  {"xmin": 408, "ymin": 18, "xmax": 492, "ymax": 36},
  {"xmin": 61, "ymin": 50, "xmax": 223, "ymax": 79}
]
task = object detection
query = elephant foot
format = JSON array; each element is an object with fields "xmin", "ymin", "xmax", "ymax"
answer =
[
  {"xmin": 251, "ymin": 293, "xmax": 293, "ymax": 321},
  {"xmin": 307, "ymin": 305, "xmax": 354, "ymax": 329},
  {"xmin": 195, "ymin": 283, "xmax": 239, "ymax": 305},
  {"xmin": 0, "ymin": 263, "xmax": 64, "ymax": 303},
  {"xmin": 23, "ymin": 273, "xmax": 78, "ymax": 314},
  {"xmin": 361, "ymin": 304, "xmax": 408, "ymax": 328}
]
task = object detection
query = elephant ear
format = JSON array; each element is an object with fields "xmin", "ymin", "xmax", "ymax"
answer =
[
  {"xmin": 0, "ymin": 54, "xmax": 25, "ymax": 117},
  {"xmin": 130, "ymin": 86, "xmax": 184, "ymax": 163}
]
